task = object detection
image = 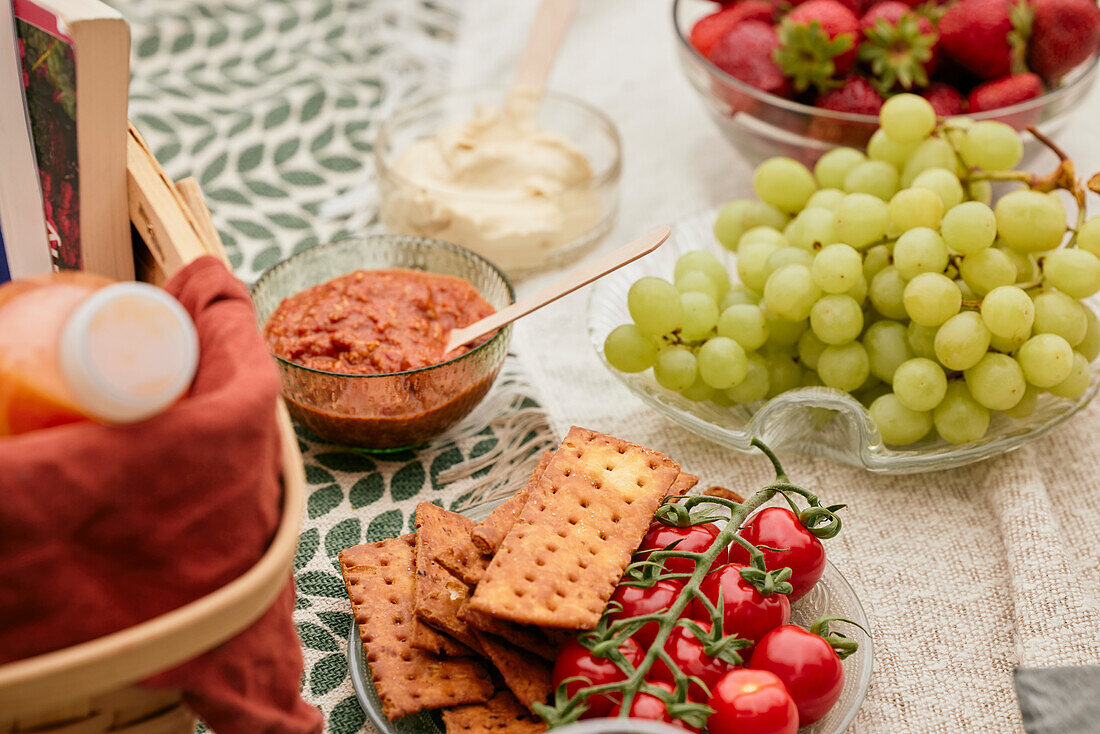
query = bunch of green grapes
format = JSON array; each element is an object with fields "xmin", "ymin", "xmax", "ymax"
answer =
[{"xmin": 604, "ymin": 94, "xmax": 1100, "ymax": 447}]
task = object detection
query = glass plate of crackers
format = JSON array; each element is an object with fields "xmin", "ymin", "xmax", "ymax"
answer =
[{"xmin": 342, "ymin": 428, "xmax": 872, "ymax": 733}]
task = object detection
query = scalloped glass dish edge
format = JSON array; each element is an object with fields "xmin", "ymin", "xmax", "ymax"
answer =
[{"xmin": 585, "ymin": 210, "xmax": 1100, "ymax": 474}]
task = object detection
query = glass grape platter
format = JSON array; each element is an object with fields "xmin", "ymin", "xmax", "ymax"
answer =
[
  {"xmin": 586, "ymin": 211, "xmax": 1100, "ymax": 474},
  {"xmin": 347, "ymin": 496, "xmax": 873, "ymax": 733}
]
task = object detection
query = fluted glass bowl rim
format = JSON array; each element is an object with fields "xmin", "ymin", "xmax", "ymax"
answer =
[
  {"xmin": 671, "ymin": 0, "xmax": 1100, "ymax": 126},
  {"xmin": 251, "ymin": 234, "xmax": 516, "ymax": 379}
]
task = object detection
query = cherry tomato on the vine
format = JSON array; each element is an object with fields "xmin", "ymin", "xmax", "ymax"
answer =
[
  {"xmin": 608, "ymin": 578, "xmax": 685, "ymax": 648},
  {"xmin": 728, "ymin": 506, "xmax": 826, "ymax": 602},
  {"xmin": 638, "ymin": 521, "xmax": 729, "ymax": 577},
  {"xmin": 650, "ymin": 620, "xmax": 736, "ymax": 700},
  {"xmin": 748, "ymin": 624, "xmax": 845, "ymax": 726},
  {"xmin": 707, "ymin": 669, "xmax": 799, "ymax": 734},
  {"xmin": 693, "ymin": 564, "xmax": 791, "ymax": 645},
  {"xmin": 608, "ymin": 680, "xmax": 700, "ymax": 731},
  {"xmin": 552, "ymin": 637, "xmax": 643, "ymax": 719}
]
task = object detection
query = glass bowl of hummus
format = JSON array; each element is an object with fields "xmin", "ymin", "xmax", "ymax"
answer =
[
  {"xmin": 376, "ymin": 87, "xmax": 622, "ymax": 277},
  {"xmin": 251, "ymin": 235, "xmax": 514, "ymax": 451}
]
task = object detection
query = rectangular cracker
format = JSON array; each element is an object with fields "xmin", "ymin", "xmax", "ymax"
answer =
[
  {"xmin": 415, "ymin": 503, "xmax": 482, "ymax": 652},
  {"xmin": 472, "ymin": 630, "xmax": 553, "ymax": 713},
  {"xmin": 432, "ymin": 510, "xmax": 492, "ymax": 588},
  {"xmin": 460, "ymin": 603, "xmax": 559, "ymax": 660},
  {"xmin": 410, "ymin": 617, "xmax": 476, "ymax": 658},
  {"xmin": 471, "ymin": 451, "xmax": 553, "ymax": 555},
  {"xmin": 468, "ymin": 426, "xmax": 681, "ymax": 629},
  {"xmin": 442, "ymin": 691, "xmax": 547, "ymax": 734},
  {"xmin": 339, "ymin": 535, "xmax": 493, "ymax": 720},
  {"xmin": 670, "ymin": 472, "xmax": 699, "ymax": 497}
]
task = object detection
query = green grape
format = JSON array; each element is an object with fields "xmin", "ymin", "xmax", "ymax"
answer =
[
  {"xmin": 941, "ymin": 117, "xmax": 974, "ymax": 148},
  {"xmin": 964, "ymin": 353, "xmax": 1026, "ymax": 410},
  {"xmin": 1075, "ymin": 216, "xmax": 1100, "ymax": 258},
  {"xmin": 864, "ymin": 319, "xmax": 913, "ymax": 382},
  {"xmin": 680, "ymin": 291, "xmax": 720, "ymax": 341},
  {"xmin": 1078, "ymin": 305, "xmax": 1100, "ymax": 362},
  {"xmin": 766, "ymin": 354, "xmax": 803, "ymax": 398},
  {"xmin": 901, "ymin": 138, "xmax": 956, "ymax": 187},
  {"xmin": 814, "ymin": 147, "xmax": 867, "ymax": 189},
  {"xmin": 908, "ymin": 321, "xmax": 939, "ymax": 360},
  {"xmin": 1048, "ymin": 351, "xmax": 1090, "ymax": 398},
  {"xmin": 1017, "ymin": 333, "xmax": 1074, "ymax": 387},
  {"xmin": 810, "ymin": 294, "xmax": 863, "ymax": 345},
  {"xmin": 766, "ymin": 246, "xmax": 815, "ymax": 278},
  {"xmin": 835, "ymin": 193, "xmax": 890, "ymax": 249},
  {"xmin": 980, "ymin": 285, "xmax": 1034, "ymax": 341},
  {"xmin": 711, "ymin": 389, "xmax": 735, "ymax": 407},
  {"xmin": 893, "ymin": 228, "xmax": 949, "ymax": 280},
  {"xmin": 717, "ymin": 304, "xmax": 769, "ymax": 350},
  {"xmin": 761, "ymin": 340, "xmax": 798, "ymax": 358},
  {"xmin": 888, "ymin": 188, "xmax": 944, "ymax": 234},
  {"xmin": 911, "ymin": 168, "xmax": 965, "ymax": 210},
  {"xmin": 714, "ymin": 200, "xmax": 789, "ymax": 251},
  {"xmin": 680, "ymin": 375, "xmax": 717, "ymax": 402},
  {"xmin": 753, "ymin": 157, "xmax": 818, "ymax": 214},
  {"xmin": 848, "ymin": 274, "xmax": 869, "ymax": 305},
  {"xmin": 802, "ymin": 370, "xmax": 824, "ymax": 387},
  {"xmin": 941, "ymin": 201, "xmax": 997, "ymax": 255},
  {"xmin": 797, "ymin": 329, "xmax": 827, "ymax": 370},
  {"xmin": 934, "ymin": 381, "xmax": 991, "ymax": 444},
  {"xmin": 903, "ymin": 273, "xmax": 962, "ymax": 327},
  {"xmin": 654, "ymin": 346, "xmax": 698, "ymax": 391},
  {"xmin": 806, "ymin": 188, "xmax": 847, "ymax": 211},
  {"xmin": 1042, "ymin": 248, "xmax": 1100, "ymax": 298},
  {"xmin": 989, "ymin": 332, "xmax": 1027, "ymax": 354},
  {"xmin": 738, "ymin": 240, "xmax": 781, "ymax": 292},
  {"xmin": 959, "ymin": 121, "xmax": 1023, "ymax": 171},
  {"xmin": 959, "ymin": 248, "xmax": 1016, "ymax": 296},
  {"xmin": 880, "ymin": 93, "xmax": 936, "ymax": 144},
  {"xmin": 868, "ymin": 128, "xmax": 919, "ymax": 169},
  {"xmin": 969, "ymin": 180, "xmax": 993, "ymax": 205},
  {"xmin": 604, "ymin": 324, "xmax": 658, "ymax": 373},
  {"xmin": 725, "ymin": 353, "xmax": 770, "ymax": 402},
  {"xmin": 999, "ymin": 247, "xmax": 1038, "ymax": 284},
  {"xmin": 934, "ymin": 311, "xmax": 991, "ymax": 370},
  {"xmin": 862, "ymin": 244, "xmax": 893, "ymax": 282},
  {"xmin": 995, "ymin": 190, "xmax": 1068, "ymax": 253},
  {"xmin": 787, "ymin": 207, "xmax": 838, "ymax": 250},
  {"xmin": 676, "ymin": 270, "xmax": 720, "ymax": 301},
  {"xmin": 674, "ymin": 251, "xmax": 731, "ymax": 296},
  {"xmin": 817, "ymin": 342, "xmax": 871, "ymax": 391},
  {"xmin": 765, "ymin": 312, "xmax": 809, "ymax": 346},
  {"xmin": 812, "ymin": 243, "xmax": 863, "ymax": 294},
  {"xmin": 844, "ymin": 160, "xmax": 900, "ymax": 201},
  {"xmin": 763, "ymin": 264, "xmax": 822, "ymax": 321},
  {"xmin": 697, "ymin": 336, "xmax": 749, "ymax": 389},
  {"xmin": 893, "ymin": 357, "xmax": 947, "ymax": 411},
  {"xmin": 869, "ymin": 266, "xmax": 909, "ymax": 320},
  {"xmin": 721, "ymin": 285, "xmax": 760, "ymax": 310},
  {"xmin": 628, "ymin": 277, "xmax": 683, "ymax": 336},
  {"xmin": 855, "ymin": 379, "xmax": 890, "ymax": 407},
  {"xmin": 738, "ymin": 226, "xmax": 789, "ymax": 250},
  {"xmin": 1001, "ymin": 384, "xmax": 1040, "ymax": 418},
  {"xmin": 1032, "ymin": 289, "xmax": 1087, "ymax": 345},
  {"xmin": 870, "ymin": 393, "xmax": 933, "ymax": 445}
]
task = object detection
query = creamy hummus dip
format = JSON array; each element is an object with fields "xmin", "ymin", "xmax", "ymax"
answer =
[{"xmin": 380, "ymin": 93, "xmax": 602, "ymax": 272}]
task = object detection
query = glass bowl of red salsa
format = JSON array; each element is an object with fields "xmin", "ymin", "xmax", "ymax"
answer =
[{"xmin": 251, "ymin": 235, "xmax": 514, "ymax": 451}]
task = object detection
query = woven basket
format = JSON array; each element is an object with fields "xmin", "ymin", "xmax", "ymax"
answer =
[{"xmin": 0, "ymin": 141, "xmax": 305, "ymax": 733}]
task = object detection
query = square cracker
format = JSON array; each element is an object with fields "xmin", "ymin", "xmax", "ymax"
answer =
[
  {"xmin": 431, "ymin": 510, "xmax": 491, "ymax": 588},
  {"xmin": 460, "ymin": 603, "xmax": 559, "ymax": 660},
  {"xmin": 415, "ymin": 503, "xmax": 482, "ymax": 652},
  {"xmin": 670, "ymin": 472, "xmax": 699, "ymax": 497},
  {"xmin": 468, "ymin": 426, "xmax": 681, "ymax": 629},
  {"xmin": 471, "ymin": 451, "xmax": 553, "ymax": 555},
  {"xmin": 442, "ymin": 691, "xmax": 547, "ymax": 734},
  {"xmin": 472, "ymin": 630, "xmax": 553, "ymax": 713},
  {"xmin": 410, "ymin": 617, "xmax": 475, "ymax": 658},
  {"xmin": 339, "ymin": 535, "xmax": 493, "ymax": 720}
]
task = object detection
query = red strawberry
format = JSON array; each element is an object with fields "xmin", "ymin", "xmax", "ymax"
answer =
[
  {"xmin": 857, "ymin": 2, "xmax": 939, "ymax": 92},
  {"xmin": 691, "ymin": 2, "xmax": 776, "ymax": 58},
  {"xmin": 791, "ymin": 0, "xmax": 862, "ymax": 16},
  {"xmin": 922, "ymin": 82, "xmax": 968, "ymax": 115},
  {"xmin": 815, "ymin": 74, "xmax": 885, "ymax": 113},
  {"xmin": 1027, "ymin": 0, "xmax": 1100, "ymax": 80},
  {"xmin": 775, "ymin": 0, "xmax": 860, "ymax": 93},
  {"xmin": 711, "ymin": 20, "xmax": 792, "ymax": 97},
  {"xmin": 967, "ymin": 72, "xmax": 1044, "ymax": 111},
  {"xmin": 938, "ymin": 0, "xmax": 1031, "ymax": 80}
]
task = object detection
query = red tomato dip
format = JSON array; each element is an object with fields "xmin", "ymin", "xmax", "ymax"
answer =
[{"xmin": 264, "ymin": 269, "xmax": 495, "ymax": 375}]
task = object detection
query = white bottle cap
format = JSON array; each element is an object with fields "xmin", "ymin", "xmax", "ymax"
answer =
[{"xmin": 58, "ymin": 282, "xmax": 200, "ymax": 424}]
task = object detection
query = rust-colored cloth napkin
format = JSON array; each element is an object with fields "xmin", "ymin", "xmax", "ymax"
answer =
[{"xmin": 0, "ymin": 256, "xmax": 321, "ymax": 733}]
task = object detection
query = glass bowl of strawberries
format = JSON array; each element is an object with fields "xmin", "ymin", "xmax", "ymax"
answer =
[{"xmin": 673, "ymin": 0, "xmax": 1100, "ymax": 165}]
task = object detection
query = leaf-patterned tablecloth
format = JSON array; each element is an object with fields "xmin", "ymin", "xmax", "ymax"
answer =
[{"xmin": 109, "ymin": 1, "xmax": 552, "ymax": 730}]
